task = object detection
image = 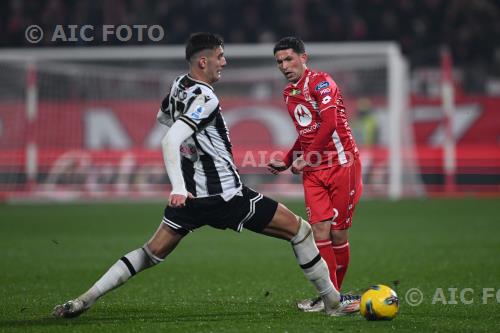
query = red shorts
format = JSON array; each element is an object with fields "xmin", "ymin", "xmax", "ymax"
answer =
[{"xmin": 303, "ymin": 158, "xmax": 362, "ymax": 230}]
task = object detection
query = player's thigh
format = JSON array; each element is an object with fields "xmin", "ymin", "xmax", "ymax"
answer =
[
  {"xmin": 327, "ymin": 160, "xmax": 362, "ymax": 231},
  {"xmin": 303, "ymin": 170, "xmax": 334, "ymax": 224}
]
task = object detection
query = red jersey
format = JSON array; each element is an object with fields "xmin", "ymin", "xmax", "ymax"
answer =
[{"xmin": 283, "ymin": 68, "xmax": 358, "ymax": 170}]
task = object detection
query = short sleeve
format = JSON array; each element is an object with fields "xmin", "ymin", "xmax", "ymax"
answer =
[{"xmin": 178, "ymin": 93, "xmax": 219, "ymax": 132}]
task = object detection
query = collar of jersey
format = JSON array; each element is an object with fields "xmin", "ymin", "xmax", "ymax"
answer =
[{"xmin": 186, "ymin": 74, "xmax": 214, "ymax": 91}]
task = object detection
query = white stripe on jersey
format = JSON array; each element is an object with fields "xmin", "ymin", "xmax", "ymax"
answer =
[{"xmin": 332, "ymin": 130, "xmax": 348, "ymax": 165}]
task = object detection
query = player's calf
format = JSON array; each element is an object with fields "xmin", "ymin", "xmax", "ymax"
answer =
[
  {"xmin": 290, "ymin": 216, "xmax": 341, "ymax": 311},
  {"xmin": 53, "ymin": 245, "xmax": 163, "ymax": 318}
]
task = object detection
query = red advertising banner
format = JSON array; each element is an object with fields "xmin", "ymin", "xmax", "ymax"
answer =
[{"xmin": 0, "ymin": 96, "xmax": 498, "ymax": 200}]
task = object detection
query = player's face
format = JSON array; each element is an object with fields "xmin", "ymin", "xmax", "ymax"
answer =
[
  {"xmin": 275, "ymin": 49, "xmax": 307, "ymax": 83},
  {"xmin": 206, "ymin": 46, "xmax": 227, "ymax": 84}
]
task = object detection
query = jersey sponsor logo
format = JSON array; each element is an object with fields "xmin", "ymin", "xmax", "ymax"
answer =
[
  {"xmin": 294, "ymin": 104, "xmax": 313, "ymax": 127},
  {"xmin": 322, "ymin": 95, "xmax": 332, "ymax": 104},
  {"xmin": 299, "ymin": 122, "xmax": 320, "ymax": 135},
  {"xmin": 180, "ymin": 142, "xmax": 198, "ymax": 161},
  {"xmin": 315, "ymin": 81, "xmax": 329, "ymax": 91},
  {"xmin": 190, "ymin": 105, "xmax": 204, "ymax": 119},
  {"xmin": 319, "ymin": 88, "xmax": 331, "ymax": 95}
]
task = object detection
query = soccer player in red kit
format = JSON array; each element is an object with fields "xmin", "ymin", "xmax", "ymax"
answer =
[{"xmin": 268, "ymin": 37, "xmax": 362, "ymax": 313}]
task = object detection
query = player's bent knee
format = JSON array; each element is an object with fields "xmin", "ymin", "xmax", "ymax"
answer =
[
  {"xmin": 311, "ymin": 220, "xmax": 332, "ymax": 240},
  {"xmin": 142, "ymin": 244, "xmax": 165, "ymax": 265},
  {"xmin": 290, "ymin": 216, "xmax": 312, "ymax": 245},
  {"xmin": 331, "ymin": 229, "xmax": 348, "ymax": 245}
]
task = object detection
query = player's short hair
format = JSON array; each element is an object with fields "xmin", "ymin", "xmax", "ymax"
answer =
[
  {"xmin": 185, "ymin": 32, "xmax": 224, "ymax": 61},
  {"xmin": 273, "ymin": 37, "xmax": 306, "ymax": 55}
]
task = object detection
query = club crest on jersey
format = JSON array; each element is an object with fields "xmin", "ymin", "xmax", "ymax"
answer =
[
  {"xmin": 315, "ymin": 81, "xmax": 329, "ymax": 91},
  {"xmin": 291, "ymin": 89, "xmax": 301, "ymax": 96},
  {"xmin": 294, "ymin": 104, "xmax": 313, "ymax": 127}
]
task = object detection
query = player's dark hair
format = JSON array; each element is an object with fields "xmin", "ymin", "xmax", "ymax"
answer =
[
  {"xmin": 273, "ymin": 37, "xmax": 306, "ymax": 55},
  {"xmin": 185, "ymin": 32, "xmax": 224, "ymax": 61}
]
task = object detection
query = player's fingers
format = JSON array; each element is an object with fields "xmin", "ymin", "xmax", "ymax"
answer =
[{"xmin": 267, "ymin": 166, "xmax": 277, "ymax": 174}]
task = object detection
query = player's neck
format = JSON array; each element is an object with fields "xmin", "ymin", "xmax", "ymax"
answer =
[{"xmin": 291, "ymin": 67, "xmax": 309, "ymax": 86}]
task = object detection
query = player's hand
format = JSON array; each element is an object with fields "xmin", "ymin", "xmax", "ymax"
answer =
[
  {"xmin": 267, "ymin": 159, "xmax": 289, "ymax": 175},
  {"xmin": 168, "ymin": 192, "xmax": 194, "ymax": 208},
  {"xmin": 291, "ymin": 156, "xmax": 307, "ymax": 174}
]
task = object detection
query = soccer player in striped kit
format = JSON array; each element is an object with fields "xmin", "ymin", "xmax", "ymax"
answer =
[
  {"xmin": 52, "ymin": 33, "xmax": 357, "ymax": 319},
  {"xmin": 268, "ymin": 37, "xmax": 363, "ymax": 313}
]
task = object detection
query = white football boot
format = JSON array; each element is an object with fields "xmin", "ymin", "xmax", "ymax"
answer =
[
  {"xmin": 325, "ymin": 294, "xmax": 361, "ymax": 317},
  {"xmin": 297, "ymin": 296, "xmax": 325, "ymax": 312},
  {"xmin": 298, "ymin": 294, "xmax": 361, "ymax": 315},
  {"xmin": 52, "ymin": 298, "xmax": 90, "ymax": 318}
]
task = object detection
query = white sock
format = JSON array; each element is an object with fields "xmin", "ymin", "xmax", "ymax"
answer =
[
  {"xmin": 291, "ymin": 217, "xmax": 340, "ymax": 309},
  {"xmin": 79, "ymin": 246, "xmax": 163, "ymax": 306}
]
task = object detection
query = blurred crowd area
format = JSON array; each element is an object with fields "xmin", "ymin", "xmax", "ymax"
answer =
[{"xmin": 1, "ymin": 0, "xmax": 500, "ymax": 74}]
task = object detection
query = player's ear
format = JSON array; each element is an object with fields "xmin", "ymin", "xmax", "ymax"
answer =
[
  {"xmin": 300, "ymin": 53, "xmax": 308, "ymax": 65},
  {"xmin": 198, "ymin": 56, "xmax": 208, "ymax": 69}
]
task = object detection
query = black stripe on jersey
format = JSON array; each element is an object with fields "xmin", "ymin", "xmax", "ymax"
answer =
[
  {"xmin": 191, "ymin": 134, "xmax": 209, "ymax": 156},
  {"xmin": 178, "ymin": 116, "xmax": 198, "ymax": 132},
  {"xmin": 197, "ymin": 106, "xmax": 220, "ymax": 130},
  {"xmin": 179, "ymin": 106, "xmax": 219, "ymax": 133},
  {"xmin": 299, "ymin": 253, "xmax": 322, "ymax": 270},
  {"xmin": 204, "ymin": 129, "xmax": 241, "ymax": 188},
  {"xmin": 199, "ymin": 154, "xmax": 223, "ymax": 195},
  {"xmin": 181, "ymin": 157, "xmax": 196, "ymax": 196},
  {"xmin": 214, "ymin": 113, "xmax": 234, "ymax": 156},
  {"xmin": 183, "ymin": 95, "xmax": 197, "ymax": 116},
  {"xmin": 120, "ymin": 256, "xmax": 137, "ymax": 276},
  {"xmin": 225, "ymin": 159, "xmax": 241, "ymax": 188}
]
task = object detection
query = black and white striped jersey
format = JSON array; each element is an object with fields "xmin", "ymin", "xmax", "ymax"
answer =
[{"xmin": 158, "ymin": 74, "xmax": 242, "ymax": 199}]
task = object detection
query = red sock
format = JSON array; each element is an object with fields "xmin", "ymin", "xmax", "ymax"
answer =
[
  {"xmin": 316, "ymin": 240, "xmax": 339, "ymax": 290},
  {"xmin": 332, "ymin": 241, "xmax": 350, "ymax": 289}
]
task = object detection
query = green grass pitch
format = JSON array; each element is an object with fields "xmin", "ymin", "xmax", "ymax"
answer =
[{"xmin": 1, "ymin": 198, "xmax": 499, "ymax": 332}]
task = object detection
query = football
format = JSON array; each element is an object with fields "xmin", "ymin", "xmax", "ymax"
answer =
[{"xmin": 359, "ymin": 284, "xmax": 399, "ymax": 320}]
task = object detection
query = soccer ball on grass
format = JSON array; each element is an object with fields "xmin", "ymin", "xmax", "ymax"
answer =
[{"xmin": 359, "ymin": 284, "xmax": 399, "ymax": 320}]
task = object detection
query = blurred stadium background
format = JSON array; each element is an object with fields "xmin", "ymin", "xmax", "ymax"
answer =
[
  {"xmin": 0, "ymin": 0, "xmax": 499, "ymax": 202},
  {"xmin": 1, "ymin": 1, "xmax": 500, "ymax": 332}
]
